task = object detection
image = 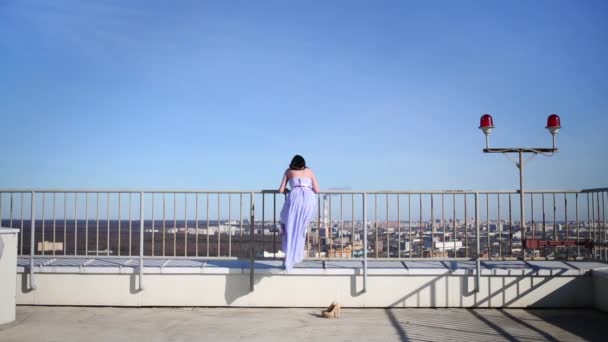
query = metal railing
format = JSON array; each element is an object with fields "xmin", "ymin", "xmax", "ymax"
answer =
[
  {"xmin": 1, "ymin": 188, "xmax": 606, "ymax": 291},
  {"xmin": 1, "ymin": 188, "xmax": 606, "ymax": 260}
]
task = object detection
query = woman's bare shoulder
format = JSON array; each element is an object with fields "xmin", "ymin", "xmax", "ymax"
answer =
[{"xmin": 285, "ymin": 168, "xmax": 315, "ymax": 179}]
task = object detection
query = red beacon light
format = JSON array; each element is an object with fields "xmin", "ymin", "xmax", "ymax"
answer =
[
  {"xmin": 546, "ymin": 114, "xmax": 561, "ymax": 135},
  {"xmin": 479, "ymin": 114, "xmax": 494, "ymax": 148},
  {"xmin": 479, "ymin": 114, "xmax": 494, "ymax": 135}
]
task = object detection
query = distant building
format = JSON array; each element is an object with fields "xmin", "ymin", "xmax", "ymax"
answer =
[
  {"xmin": 434, "ymin": 240, "xmax": 463, "ymax": 251},
  {"xmin": 37, "ymin": 241, "xmax": 63, "ymax": 252},
  {"xmin": 261, "ymin": 250, "xmax": 285, "ymax": 258},
  {"xmin": 328, "ymin": 245, "xmax": 352, "ymax": 258}
]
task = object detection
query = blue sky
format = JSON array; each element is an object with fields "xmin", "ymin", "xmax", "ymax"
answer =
[{"xmin": 1, "ymin": 0, "xmax": 607, "ymax": 191}]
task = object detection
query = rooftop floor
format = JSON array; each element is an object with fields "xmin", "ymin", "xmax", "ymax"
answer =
[{"xmin": 1, "ymin": 306, "xmax": 606, "ymax": 341}]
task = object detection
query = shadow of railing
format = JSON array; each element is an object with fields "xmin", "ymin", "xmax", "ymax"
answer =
[
  {"xmin": 497, "ymin": 309, "xmax": 559, "ymax": 342},
  {"xmin": 379, "ymin": 263, "xmax": 590, "ymax": 339},
  {"xmin": 204, "ymin": 260, "xmax": 277, "ymax": 304},
  {"xmin": 382, "ymin": 307, "xmax": 606, "ymax": 342},
  {"xmin": 524, "ymin": 308, "xmax": 608, "ymax": 341}
]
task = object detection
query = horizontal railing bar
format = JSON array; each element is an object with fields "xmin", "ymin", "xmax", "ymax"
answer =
[
  {"xmin": 23, "ymin": 255, "xmax": 240, "ymax": 260},
  {"xmin": 277, "ymin": 256, "xmax": 597, "ymax": 262},
  {"xmin": 581, "ymin": 188, "xmax": 608, "ymax": 193},
  {"xmin": 347, "ymin": 190, "xmax": 582, "ymax": 194},
  {"xmin": 262, "ymin": 190, "xmax": 367, "ymax": 194},
  {"xmin": 304, "ymin": 257, "xmax": 480, "ymax": 262},
  {"xmin": 0, "ymin": 190, "xmax": 260, "ymax": 194},
  {"xmin": 22, "ymin": 255, "xmax": 589, "ymax": 262},
  {"xmin": 0, "ymin": 189, "xmax": 587, "ymax": 196},
  {"xmin": 517, "ymin": 190, "xmax": 581, "ymax": 194}
]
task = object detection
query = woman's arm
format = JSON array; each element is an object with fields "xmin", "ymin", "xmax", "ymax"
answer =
[
  {"xmin": 310, "ymin": 170, "xmax": 320, "ymax": 193},
  {"xmin": 278, "ymin": 170, "xmax": 288, "ymax": 193}
]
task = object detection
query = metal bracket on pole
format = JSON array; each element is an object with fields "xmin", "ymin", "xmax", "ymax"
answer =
[{"xmin": 483, "ymin": 147, "xmax": 557, "ymax": 261}]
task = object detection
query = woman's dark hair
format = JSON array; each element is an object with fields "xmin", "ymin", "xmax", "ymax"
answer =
[{"xmin": 289, "ymin": 155, "xmax": 306, "ymax": 170}]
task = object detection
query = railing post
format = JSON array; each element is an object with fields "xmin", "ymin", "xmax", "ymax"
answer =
[
  {"xmin": 29, "ymin": 191, "xmax": 37, "ymax": 290},
  {"xmin": 475, "ymin": 258, "xmax": 481, "ymax": 293},
  {"xmin": 475, "ymin": 192, "xmax": 480, "ymax": 293},
  {"xmin": 249, "ymin": 193, "xmax": 255, "ymax": 292},
  {"xmin": 273, "ymin": 194, "xmax": 276, "ymax": 258},
  {"xmin": 519, "ymin": 150, "xmax": 526, "ymax": 261},
  {"xmin": 602, "ymin": 191, "xmax": 608, "ymax": 261},
  {"xmin": 363, "ymin": 192, "xmax": 367, "ymax": 293},
  {"xmin": 139, "ymin": 192, "xmax": 145, "ymax": 291}
]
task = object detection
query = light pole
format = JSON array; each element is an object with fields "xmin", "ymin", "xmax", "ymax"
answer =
[{"xmin": 479, "ymin": 114, "xmax": 561, "ymax": 261}]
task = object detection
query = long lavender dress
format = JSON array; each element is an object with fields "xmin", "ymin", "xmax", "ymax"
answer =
[{"xmin": 280, "ymin": 177, "xmax": 317, "ymax": 271}]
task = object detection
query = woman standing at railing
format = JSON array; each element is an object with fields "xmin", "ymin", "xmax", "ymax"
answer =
[{"xmin": 278, "ymin": 155, "xmax": 320, "ymax": 271}]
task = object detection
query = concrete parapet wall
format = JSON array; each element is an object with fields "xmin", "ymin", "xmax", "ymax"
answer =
[
  {"xmin": 592, "ymin": 268, "xmax": 608, "ymax": 312},
  {"xmin": 1, "ymin": 229, "xmax": 19, "ymax": 324},
  {"xmin": 16, "ymin": 271, "xmax": 592, "ymax": 308}
]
